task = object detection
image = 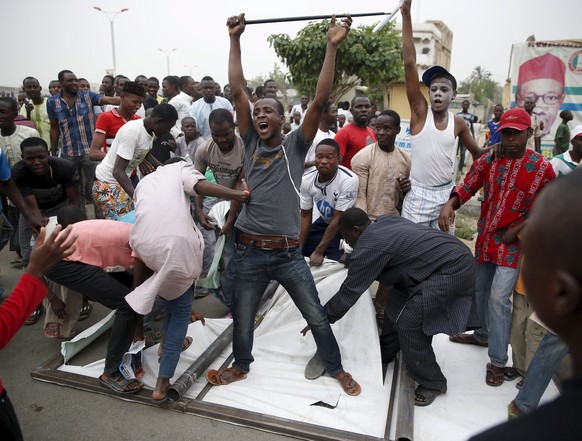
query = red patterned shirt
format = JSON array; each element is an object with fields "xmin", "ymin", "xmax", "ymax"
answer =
[{"xmin": 453, "ymin": 151, "xmax": 555, "ymax": 268}]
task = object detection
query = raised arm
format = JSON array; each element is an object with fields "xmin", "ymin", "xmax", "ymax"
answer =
[
  {"xmin": 302, "ymin": 15, "xmax": 352, "ymax": 143},
  {"xmin": 401, "ymin": 0, "xmax": 427, "ymax": 131},
  {"xmin": 227, "ymin": 14, "xmax": 252, "ymax": 137}
]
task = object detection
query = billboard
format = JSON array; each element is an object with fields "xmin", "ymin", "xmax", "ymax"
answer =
[{"xmin": 510, "ymin": 41, "xmax": 582, "ymax": 157}]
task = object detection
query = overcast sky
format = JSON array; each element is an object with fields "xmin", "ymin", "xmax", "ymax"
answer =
[{"xmin": 2, "ymin": 0, "xmax": 579, "ymax": 91}]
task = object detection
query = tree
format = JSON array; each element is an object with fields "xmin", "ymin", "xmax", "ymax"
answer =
[
  {"xmin": 268, "ymin": 20, "xmax": 403, "ymax": 105},
  {"xmin": 458, "ymin": 66, "xmax": 503, "ymax": 105}
]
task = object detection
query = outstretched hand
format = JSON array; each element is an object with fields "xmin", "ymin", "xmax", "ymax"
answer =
[
  {"xmin": 238, "ymin": 178, "xmax": 251, "ymax": 203},
  {"xmin": 327, "ymin": 14, "xmax": 352, "ymax": 46},
  {"xmin": 26, "ymin": 225, "xmax": 77, "ymax": 280},
  {"xmin": 227, "ymin": 13, "xmax": 246, "ymax": 37}
]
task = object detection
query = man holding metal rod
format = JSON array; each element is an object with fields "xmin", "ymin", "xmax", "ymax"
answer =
[{"xmin": 206, "ymin": 12, "xmax": 361, "ymax": 396}]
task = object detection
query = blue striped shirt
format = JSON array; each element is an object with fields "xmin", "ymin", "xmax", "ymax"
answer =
[{"xmin": 47, "ymin": 91, "xmax": 103, "ymax": 156}]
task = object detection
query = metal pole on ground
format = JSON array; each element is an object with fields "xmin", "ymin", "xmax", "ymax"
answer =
[
  {"xmin": 167, "ymin": 280, "xmax": 280, "ymax": 401},
  {"xmin": 395, "ymin": 354, "xmax": 415, "ymax": 441}
]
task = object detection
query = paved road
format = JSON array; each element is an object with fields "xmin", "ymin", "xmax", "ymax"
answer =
[{"xmin": 0, "ymin": 245, "xmax": 292, "ymax": 441}]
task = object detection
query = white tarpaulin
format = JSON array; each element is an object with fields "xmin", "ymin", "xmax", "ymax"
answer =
[{"xmin": 57, "ymin": 260, "xmax": 560, "ymax": 440}]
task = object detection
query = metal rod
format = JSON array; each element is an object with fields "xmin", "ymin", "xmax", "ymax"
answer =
[
  {"xmin": 395, "ymin": 354, "xmax": 415, "ymax": 441},
  {"xmin": 372, "ymin": 0, "xmax": 403, "ymax": 33},
  {"xmin": 196, "ymin": 280, "xmax": 281, "ymax": 401},
  {"xmin": 383, "ymin": 358, "xmax": 400, "ymax": 440},
  {"xmin": 245, "ymin": 12, "xmax": 389, "ymax": 25},
  {"xmin": 167, "ymin": 323, "xmax": 234, "ymax": 401}
]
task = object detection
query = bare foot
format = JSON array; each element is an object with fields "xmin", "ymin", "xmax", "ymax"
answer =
[{"xmin": 152, "ymin": 377, "xmax": 170, "ymax": 402}]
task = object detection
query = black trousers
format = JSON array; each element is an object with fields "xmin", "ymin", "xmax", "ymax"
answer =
[
  {"xmin": 0, "ymin": 390, "xmax": 23, "ymax": 441},
  {"xmin": 380, "ymin": 292, "xmax": 447, "ymax": 393},
  {"xmin": 45, "ymin": 261, "xmax": 137, "ymax": 377}
]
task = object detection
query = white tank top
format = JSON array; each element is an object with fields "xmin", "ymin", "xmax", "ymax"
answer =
[{"xmin": 409, "ymin": 110, "xmax": 457, "ymax": 186}]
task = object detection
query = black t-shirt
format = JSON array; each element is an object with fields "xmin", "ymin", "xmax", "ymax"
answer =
[
  {"xmin": 12, "ymin": 157, "xmax": 79, "ymax": 209},
  {"xmin": 150, "ymin": 133, "xmax": 174, "ymax": 164}
]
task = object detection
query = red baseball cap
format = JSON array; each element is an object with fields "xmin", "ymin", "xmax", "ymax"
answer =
[{"xmin": 498, "ymin": 108, "xmax": 532, "ymax": 131}]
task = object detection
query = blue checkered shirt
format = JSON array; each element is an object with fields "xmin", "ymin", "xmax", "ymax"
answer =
[{"xmin": 47, "ymin": 91, "xmax": 103, "ymax": 156}]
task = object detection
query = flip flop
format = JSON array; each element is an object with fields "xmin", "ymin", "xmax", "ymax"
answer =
[
  {"xmin": 414, "ymin": 386, "xmax": 443, "ymax": 407},
  {"xmin": 206, "ymin": 367, "xmax": 247, "ymax": 385},
  {"xmin": 44, "ymin": 323, "xmax": 60, "ymax": 339},
  {"xmin": 486, "ymin": 363, "xmax": 505, "ymax": 387},
  {"xmin": 335, "ymin": 371, "xmax": 361, "ymax": 396},
  {"xmin": 99, "ymin": 374, "xmax": 143, "ymax": 394},
  {"xmin": 449, "ymin": 333, "xmax": 488, "ymax": 347},
  {"xmin": 504, "ymin": 366, "xmax": 521, "ymax": 381},
  {"xmin": 305, "ymin": 351, "xmax": 326, "ymax": 380},
  {"xmin": 150, "ymin": 394, "xmax": 168, "ymax": 405},
  {"xmin": 79, "ymin": 303, "xmax": 93, "ymax": 321},
  {"xmin": 25, "ymin": 305, "xmax": 43, "ymax": 326}
]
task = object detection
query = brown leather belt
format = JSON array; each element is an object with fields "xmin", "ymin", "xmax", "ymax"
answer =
[{"xmin": 239, "ymin": 232, "xmax": 299, "ymax": 250}]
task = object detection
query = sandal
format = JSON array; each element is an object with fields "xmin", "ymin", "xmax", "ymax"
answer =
[
  {"xmin": 486, "ymin": 363, "xmax": 505, "ymax": 387},
  {"xmin": 516, "ymin": 379, "xmax": 524, "ymax": 389},
  {"xmin": 143, "ymin": 326, "xmax": 162, "ymax": 348},
  {"xmin": 335, "ymin": 371, "xmax": 361, "ymax": 396},
  {"xmin": 157, "ymin": 336, "xmax": 193, "ymax": 362},
  {"xmin": 98, "ymin": 373, "xmax": 143, "ymax": 394},
  {"xmin": 25, "ymin": 305, "xmax": 43, "ymax": 326},
  {"xmin": 414, "ymin": 386, "xmax": 443, "ymax": 407},
  {"xmin": 44, "ymin": 323, "xmax": 61, "ymax": 339},
  {"xmin": 508, "ymin": 400, "xmax": 525, "ymax": 420},
  {"xmin": 504, "ymin": 366, "xmax": 521, "ymax": 381},
  {"xmin": 79, "ymin": 303, "xmax": 93, "ymax": 322},
  {"xmin": 206, "ymin": 367, "xmax": 247, "ymax": 385}
]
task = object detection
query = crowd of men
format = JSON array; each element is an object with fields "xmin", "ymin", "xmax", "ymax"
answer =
[{"xmin": 1, "ymin": 1, "xmax": 581, "ymax": 439}]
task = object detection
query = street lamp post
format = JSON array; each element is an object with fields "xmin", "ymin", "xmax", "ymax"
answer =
[
  {"xmin": 159, "ymin": 48, "xmax": 177, "ymax": 76},
  {"xmin": 93, "ymin": 6, "xmax": 129, "ymax": 76},
  {"xmin": 184, "ymin": 64, "xmax": 197, "ymax": 77}
]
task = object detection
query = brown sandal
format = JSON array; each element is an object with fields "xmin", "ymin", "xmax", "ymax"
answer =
[
  {"xmin": 486, "ymin": 363, "xmax": 505, "ymax": 387},
  {"xmin": 335, "ymin": 371, "xmax": 361, "ymax": 396},
  {"xmin": 206, "ymin": 367, "xmax": 247, "ymax": 385}
]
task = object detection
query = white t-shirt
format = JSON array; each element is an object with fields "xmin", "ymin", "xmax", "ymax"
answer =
[
  {"xmin": 95, "ymin": 119, "xmax": 153, "ymax": 183},
  {"xmin": 300, "ymin": 165, "xmax": 359, "ymax": 224},
  {"xmin": 291, "ymin": 104, "xmax": 308, "ymax": 123}
]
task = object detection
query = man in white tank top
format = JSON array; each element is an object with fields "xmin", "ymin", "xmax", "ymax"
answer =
[{"xmin": 400, "ymin": 0, "xmax": 488, "ymax": 230}]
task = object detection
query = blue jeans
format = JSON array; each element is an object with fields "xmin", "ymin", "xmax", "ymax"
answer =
[
  {"xmin": 209, "ymin": 229, "xmax": 237, "ymax": 308},
  {"xmin": 473, "ymin": 262, "xmax": 519, "ymax": 367},
  {"xmin": 301, "ymin": 217, "xmax": 343, "ymax": 261},
  {"xmin": 514, "ymin": 331, "xmax": 569, "ymax": 413},
  {"xmin": 158, "ymin": 288, "xmax": 193, "ymax": 379},
  {"xmin": 232, "ymin": 243, "xmax": 342, "ymax": 375}
]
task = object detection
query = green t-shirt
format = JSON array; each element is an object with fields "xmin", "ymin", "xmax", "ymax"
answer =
[{"xmin": 555, "ymin": 123, "xmax": 570, "ymax": 154}]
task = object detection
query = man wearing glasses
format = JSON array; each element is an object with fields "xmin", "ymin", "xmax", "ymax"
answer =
[{"xmin": 515, "ymin": 53, "xmax": 566, "ymax": 138}]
